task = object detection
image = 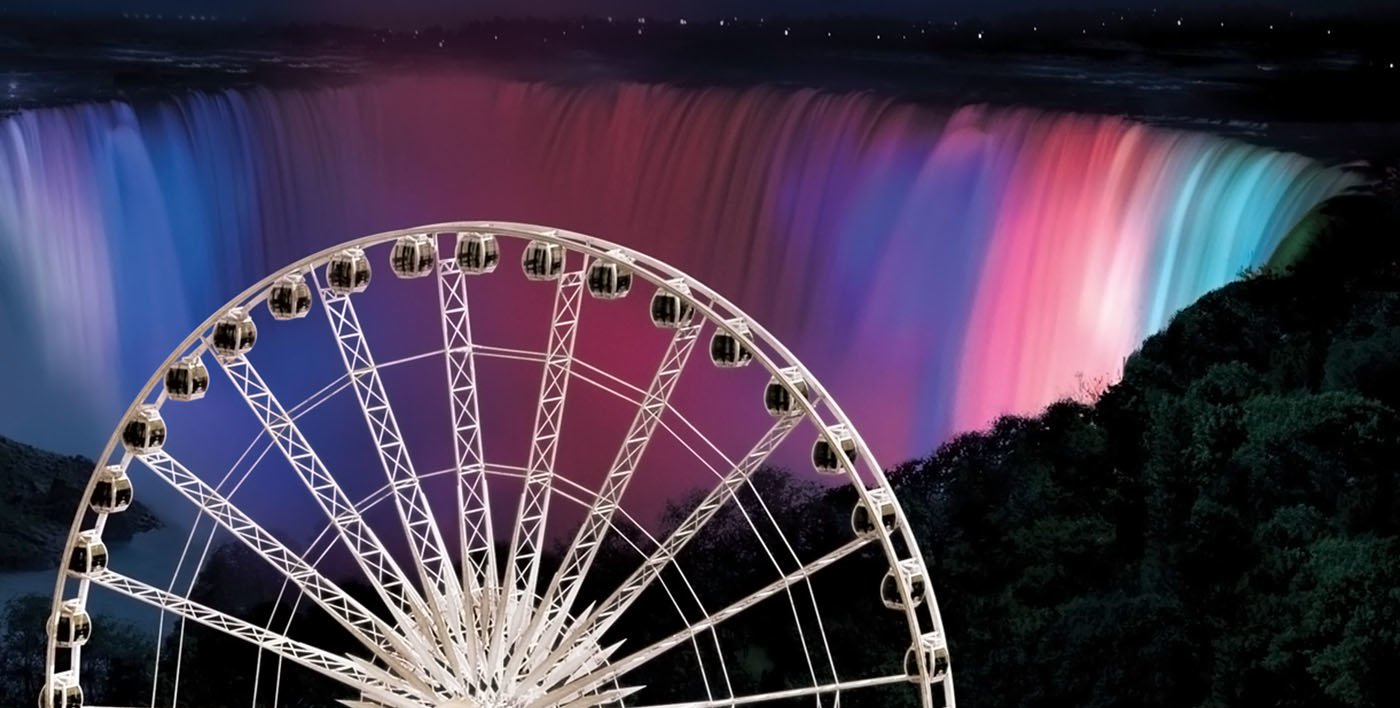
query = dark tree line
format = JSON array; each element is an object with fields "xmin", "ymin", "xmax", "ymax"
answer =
[
  {"xmin": 894, "ymin": 188, "xmax": 1400, "ymax": 707},
  {"xmin": 0, "ymin": 594, "xmax": 156, "ymax": 707}
]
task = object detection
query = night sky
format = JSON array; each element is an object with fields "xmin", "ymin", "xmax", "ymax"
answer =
[{"xmin": 3, "ymin": 0, "xmax": 1396, "ymax": 24}]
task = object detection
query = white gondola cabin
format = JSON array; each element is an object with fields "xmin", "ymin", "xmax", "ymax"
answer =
[
  {"xmin": 812, "ymin": 424, "xmax": 856, "ymax": 474},
  {"xmin": 90, "ymin": 465, "xmax": 133, "ymax": 514},
  {"xmin": 69, "ymin": 531, "xmax": 108, "ymax": 576},
  {"xmin": 326, "ymin": 247, "xmax": 372, "ymax": 295},
  {"xmin": 650, "ymin": 279, "xmax": 694, "ymax": 328},
  {"xmin": 881, "ymin": 559, "xmax": 928, "ymax": 611},
  {"xmin": 210, "ymin": 308, "xmax": 257, "ymax": 358},
  {"xmin": 522, "ymin": 240, "xmax": 564, "ymax": 280},
  {"xmin": 121, "ymin": 406, "xmax": 166, "ymax": 455},
  {"xmin": 852, "ymin": 487, "xmax": 899, "ymax": 536},
  {"xmin": 164, "ymin": 357, "xmax": 209, "ymax": 402},
  {"xmin": 267, "ymin": 271, "xmax": 312, "ymax": 320},
  {"xmin": 41, "ymin": 680, "xmax": 83, "ymax": 708},
  {"xmin": 763, "ymin": 367, "xmax": 809, "ymax": 418},
  {"xmin": 391, "ymin": 234, "xmax": 437, "ymax": 278},
  {"xmin": 455, "ymin": 232, "xmax": 500, "ymax": 274},
  {"xmin": 51, "ymin": 600, "xmax": 92, "ymax": 648},
  {"xmin": 904, "ymin": 631, "xmax": 950, "ymax": 683},
  {"xmin": 710, "ymin": 319, "xmax": 753, "ymax": 368},
  {"xmin": 587, "ymin": 251, "xmax": 633, "ymax": 299}
]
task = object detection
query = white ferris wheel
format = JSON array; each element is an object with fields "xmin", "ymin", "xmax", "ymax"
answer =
[{"xmin": 43, "ymin": 223, "xmax": 954, "ymax": 708}]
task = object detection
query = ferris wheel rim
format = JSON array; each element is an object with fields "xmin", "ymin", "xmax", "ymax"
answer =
[{"xmin": 45, "ymin": 221, "xmax": 954, "ymax": 707}]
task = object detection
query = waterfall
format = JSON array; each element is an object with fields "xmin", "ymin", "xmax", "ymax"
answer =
[{"xmin": 0, "ymin": 73, "xmax": 1361, "ymax": 461}]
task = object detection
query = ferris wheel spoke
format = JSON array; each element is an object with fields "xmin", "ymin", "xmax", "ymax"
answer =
[
  {"xmin": 624, "ymin": 673, "xmax": 911, "ymax": 708},
  {"xmin": 517, "ymin": 318, "xmax": 703, "ymax": 675},
  {"xmin": 213, "ymin": 350, "xmax": 457, "ymax": 686},
  {"xmin": 554, "ymin": 684, "xmax": 647, "ymax": 708},
  {"xmin": 131, "ymin": 449, "xmax": 441, "ymax": 695},
  {"xmin": 532, "ymin": 535, "xmax": 874, "ymax": 707},
  {"xmin": 87, "ymin": 569, "xmax": 428, "ymax": 707},
  {"xmin": 437, "ymin": 258, "xmax": 497, "ymax": 602},
  {"xmin": 494, "ymin": 258, "xmax": 588, "ymax": 675},
  {"xmin": 543, "ymin": 416, "xmax": 799, "ymax": 666},
  {"xmin": 521, "ymin": 473, "xmax": 731, "ymax": 697},
  {"xmin": 313, "ymin": 274, "xmax": 478, "ymax": 683}
]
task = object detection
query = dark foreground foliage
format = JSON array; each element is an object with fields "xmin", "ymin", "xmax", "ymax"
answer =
[{"xmin": 895, "ymin": 189, "xmax": 1400, "ymax": 707}]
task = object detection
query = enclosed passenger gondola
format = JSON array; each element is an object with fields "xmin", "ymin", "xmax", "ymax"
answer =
[
  {"xmin": 455, "ymin": 232, "xmax": 500, "ymax": 274},
  {"xmin": 164, "ymin": 357, "xmax": 209, "ymax": 402},
  {"xmin": 851, "ymin": 488, "xmax": 899, "ymax": 536},
  {"xmin": 650, "ymin": 279, "xmax": 694, "ymax": 328},
  {"xmin": 763, "ymin": 367, "xmax": 809, "ymax": 418},
  {"xmin": 904, "ymin": 631, "xmax": 950, "ymax": 683},
  {"xmin": 69, "ymin": 531, "xmax": 107, "ymax": 576},
  {"xmin": 587, "ymin": 251, "xmax": 634, "ymax": 299},
  {"xmin": 90, "ymin": 465, "xmax": 132, "ymax": 515},
  {"xmin": 51, "ymin": 601, "xmax": 91, "ymax": 648},
  {"xmin": 812, "ymin": 424, "xmax": 857, "ymax": 474},
  {"xmin": 210, "ymin": 308, "xmax": 257, "ymax": 358},
  {"xmin": 121, "ymin": 407, "xmax": 166, "ymax": 455},
  {"xmin": 391, "ymin": 234, "xmax": 437, "ymax": 279},
  {"xmin": 522, "ymin": 240, "xmax": 564, "ymax": 280},
  {"xmin": 881, "ymin": 559, "xmax": 928, "ymax": 610},
  {"xmin": 41, "ymin": 681, "xmax": 83, "ymax": 708},
  {"xmin": 710, "ymin": 319, "xmax": 753, "ymax": 368},
  {"xmin": 267, "ymin": 271, "xmax": 312, "ymax": 320},
  {"xmin": 326, "ymin": 247, "xmax": 372, "ymax": 295}
]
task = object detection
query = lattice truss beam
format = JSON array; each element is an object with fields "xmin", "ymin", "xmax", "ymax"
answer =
[
  {"xmin": 89, "ymin": 569, "xmax": 424, "ymax": 708},
  {"xmin": 437, "ymin": 258, "xmax": 497, "ymax": 603},
  {"xmin": 513, "ymin": 319, "xmax": 703, "ymax": 676},
  {"xmin": 492, "ymin": 260, "xmax": 588, "ymax": 677},
  {"xmin": 133, "ymin": 449, "xmax": 438, "ymax": 695},
  {"xmin": 315, "ymin": 272, "xmax": 482, "ymax": 685},
  {"xmin": 315, "ymin": 272, "xmax": 484, "ymax": 685},
  {"xmin": 534, "ymin": 537, "xmax": 875, "ymax": 707},
  {"xmin": 214, "ymin": 347, "xmax": 458, "ymax": 690},
  {"xmin": 522, "ymin": 416, "xmax": 800, "ymax": 690}
]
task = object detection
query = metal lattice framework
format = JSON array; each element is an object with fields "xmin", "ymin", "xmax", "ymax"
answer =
[{"xmin": 44, "ymin": 223, "xmax": 955, "ymax": 708}]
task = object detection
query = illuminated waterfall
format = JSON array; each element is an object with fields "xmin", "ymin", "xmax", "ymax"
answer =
[{"xmin": 0, "ymin": 75, "xmax": 1361, "ymax": 460}]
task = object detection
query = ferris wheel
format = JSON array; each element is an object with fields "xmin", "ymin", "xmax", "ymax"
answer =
[{"xmin": 43, "ymin": 223, "xmax": 954, "ymax": 708}]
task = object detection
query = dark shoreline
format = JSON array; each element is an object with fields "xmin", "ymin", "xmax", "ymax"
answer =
[{"xmin": 0, "ymin": 435, "xmax": 163, "ymax": 573}]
